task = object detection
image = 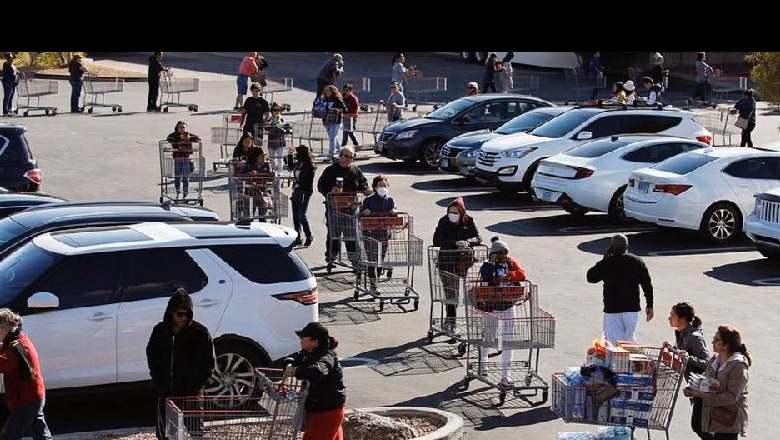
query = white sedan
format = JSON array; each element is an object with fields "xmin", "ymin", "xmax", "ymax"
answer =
[
  {"xmin": 624, "ymin": 147, "xmax": 780, "ymax": 243},
  {"xmin": 531, "ymin": 134, "xmax": 709, "ymax": 221}
]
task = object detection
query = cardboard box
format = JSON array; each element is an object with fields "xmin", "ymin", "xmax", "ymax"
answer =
[
  {"xmin": 607, "ymin": 346, "xmax": 630, "ymax": 374},
  {"xmin": 629, "ymin": 354, "xmax": 653, "ymax": 375},
  {"xmin": 613, "ymin": 386, "xmax": 656, "ymax": 401},
  {"xmin": 609, "ymin": 415, "xmax": 650, "ymax": 427},
  {"xmin": 616, "ymin": 373, "xmax": 653, "ymax": 387}
]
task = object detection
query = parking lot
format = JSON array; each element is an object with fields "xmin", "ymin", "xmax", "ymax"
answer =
[{"xmin": 6, "ymin": 52, "xmax": 779, "ymax": 439}]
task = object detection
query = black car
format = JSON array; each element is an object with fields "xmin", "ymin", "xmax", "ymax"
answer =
[
  {"xmin": 374, "ymin": 93, "xmax": 554, "ymax": 168},
  {"xmin": 0, "ymin": 191, "xmax": 66, "ymax": 219},
  {"xmin": 0, "ymin": 122, "xmax": 41, "ymax": 192},
  {"xmin": 0, "ymin": 200, "xmax": 220, "ymax": 260}
]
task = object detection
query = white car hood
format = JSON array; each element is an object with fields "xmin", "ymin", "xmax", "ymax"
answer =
[{"xmin": 481, "ymin": 132, "xmax": 556, "ymax": 153}]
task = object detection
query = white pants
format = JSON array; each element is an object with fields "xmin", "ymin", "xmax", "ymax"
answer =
[
  {"xmin": 481, "ymin": 307, "xmax": 514, "ymax": 379},
  {"xmin": 603, "ymin": 312, "xmax": 639, "ymax": 344}
]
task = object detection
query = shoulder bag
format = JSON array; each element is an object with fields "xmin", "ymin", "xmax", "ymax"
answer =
[
  {"xmin": 734, "ymin": 100, "xmax": 755, "ymax": 130},
  {"xmin": 710, "ymin": 405, "xmax": 737, "ymax": 426}
]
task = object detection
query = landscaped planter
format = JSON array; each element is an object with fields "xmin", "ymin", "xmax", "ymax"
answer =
[{"xmin": 344, "ymin": 406, "xmax": 464, "ymax": 440}]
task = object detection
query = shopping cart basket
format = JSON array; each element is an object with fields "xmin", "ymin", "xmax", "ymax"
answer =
[
  {"xmin": 160, "ymin": 72, "xmax": 200, "ymax": 112},
  {"xmin": 158, "ymin": 139, "xmax": 205, "ymax": 206},
  {"xmin": 211, "ymin": 113, "xmax": 244, "ymax": 172},
  {"xmin": 82, "ymin": 72, "xmax": 124, "ymax": 113},
  {"xmin": 228, "ymin": 168, "xmax": 289, "ymax": 224},
  {"xmin": 15, "ymin": 73, "xmax": 58, "ymax": 116},
  {"xmin": 324, "ymin": 192, "xmax": 364, "ymax": 273}
]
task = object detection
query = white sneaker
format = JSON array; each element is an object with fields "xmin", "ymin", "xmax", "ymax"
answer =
[{"xmin": 499, "ymin": 377, "xmax": 513, "ymax": 387}]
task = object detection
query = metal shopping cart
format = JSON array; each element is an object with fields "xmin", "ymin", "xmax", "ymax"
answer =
[
  {"xmin": 405, "ymin": 69, "xmax": 448, "ymax": 112},
  {"xmin": 353, "ymin": 211, "xmax": 423, "ymax": 312},
  {"xmin": 160, "ymin": 72, "xmax": 200, "ymax": 112},
  {"xmin": 550, "ymin": 345, "xmax": 688, "ymax": 440},
  {"xmin": 426, "ymin": 245, "xmax": 490, "ymax": 357},
  {"xmin": 460, "ymin": 280, "xmax": 555, "ymax": 406},
  {"xmin": 158, "ymin": 139, "xmax": 205, "ymax": 206},
  {"xmin": 15, "ymin": 73, "xmax": 58, "ymax": 116},
  {"xmin": 261, "ymin": 76, "xmax": 294, "ymax": 106},
  {"xmin": 82, "ymin": 72, "xmax": 124, "ymax": 113},
  {"xmin": 255, "ymin": 121, "xmax": 294, "ymax": 178},
  {"xmin": 324, "ymin": 192, "xmax": 364, "ymax": 273},
  {"xmin": 228, "ymin": 165, "xmax": 289, "ymax": 224},
  {"xmin": 165, "ymin": 367, "xmax": 308, "ymax": 440},
  {"xmin": 211, "ymin": 113, "xmax": 244, "ymax": 172}
]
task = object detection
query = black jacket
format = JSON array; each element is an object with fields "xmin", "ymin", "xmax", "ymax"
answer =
[
  {"xmin": 291, "ymin": 347, "xmax": 346, "ymax": 413},
  {"xmin": 148, "ymin": 55, "xmax": 166, "ymax": 84},
  {"xmin": 145, "ymin": 291, "xmax": 215, "ymax": 397},
  {"xmin": 317, "ymin": 163, "xmax": 368, "ymax": 197},
  {"xmin": 292, "ymin": 160, "xmax": 315, "ymax": 193},
  {"xmin": 586, "ymin": 252, "xmax": 653, "ymax": 313},
  {"xmin": 674, "ymin": 324, "xmax": 710, "ymax": 380}
]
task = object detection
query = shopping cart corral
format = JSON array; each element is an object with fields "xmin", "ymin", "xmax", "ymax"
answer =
[
  {"xmin": 165, "ymin": 367, "xmax": 308, "ymax": 440},
  {"xmin": 15, "ymin": 73, "xmax": 58, "ymax": 116},
  {"xmin": 82, "ymin": 72, "xmax": 124, "ymax": 113},
  {"xmin": 158, "ymin": 139, "xmax": 205, "ymax": 206},
  {"xmin": 160, "ymin": 72, "xmax": 200, "ymax": 112}
]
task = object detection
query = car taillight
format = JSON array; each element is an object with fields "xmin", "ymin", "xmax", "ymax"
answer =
[
  {"xmin": 569, "ymin": 166, "xmax": 594, "ymax": 179},
  {"xmin": 273, "ymin": 287, "xmax": 318, "ymax": 305},
  {"xmin": 653, "ymin": 184, "xmax": 692, "ymax": 195},
  {"xmin": 24, "ymin": 169, "xmax": 42, "ymax": 184},
  {"xmin": 696, "ymin": 135, "xmax": 713, "ymax": 146}
]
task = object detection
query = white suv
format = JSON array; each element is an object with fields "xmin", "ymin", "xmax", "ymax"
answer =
[
  {"xmin": 745, "ymin": 186, "xmax": 780, "ymax": 260},
  {"xmin": 473, "ymin": 104, "xmax": 713, "ymax": 194},
  {"xmin": 0, "ymin": 221, "xmax": 317, "ymax": 406}
]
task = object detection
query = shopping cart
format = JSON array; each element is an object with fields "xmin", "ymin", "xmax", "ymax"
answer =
[
  {"xmin": 158, "ymin": 139, "xmax": 205, "ymax": 206},
  {"xmin": 82, "ymin": 72, "xmax": 124, "ymax": 113},
  {"xmin": 404, "ymin": 68, "xmax": 448, "ymax": 112},
  {"xmin": 15, "ymin": 73, "xmax": 58, "ymax": 116},
  {"xmin": 550, "ymin": 345, "xmax": 688, "ymax": 440},
  {"xmin": 165, "ymin": 368, "xmax": 308, "ymax": 440},
  {"xmin": 324, "ymin": 192, "xmax": 365, "ymax": 273},
  {"xmin": 261, "ymin": 76, "xmax": 294, "ymax": 105},
  {"xmin": 426, "ymin": 245, "xmax": 490, "ymax": 357},
  {"xmin": 211, "ymin": 113, "xmax": 244, "ymax": 172},
  {"xmin": 353, "ymin": 211, "xmax": 423, "ymax": 312},
  {"xmin": 228, "ymin": 165, "xmax": 289, "ymax": 224},
  {"xmin": 460, "ymin": 280, "xmax": 555, "ymax": 406},
  {"xmin": 160, "ymin": 72, "xmax": 200, "ymax": 112},
  {"xmin": 255, "ymin": 121, "xmax": 294, "ymax": 177}
]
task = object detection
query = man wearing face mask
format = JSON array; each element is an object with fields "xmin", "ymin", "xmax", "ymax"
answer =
[
  {"xmin": 433, "ymin": 197, "xmax": 482, "ymax": 336},
  {"xmin": 360, "ymin": 175, "xmax": 396, "ymax": 287}
]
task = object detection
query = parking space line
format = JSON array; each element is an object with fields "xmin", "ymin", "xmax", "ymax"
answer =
[
  {"xmin": 753, "ymin": 278, "xmax": 780, "ymax": 286},
  {"xmin": 559, "ymin": 225, "xmax": 657, "ymax": 234},
  {"xmin": 648, "ymin": 246, "xmax": 756, "ymax": 256}
]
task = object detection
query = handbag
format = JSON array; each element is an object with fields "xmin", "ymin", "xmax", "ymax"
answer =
[
  {"xmin": 734, "ymin": 117, "xmax": 749, "ymax": 129},
  {"xmin": 710, "ymin": 406, "xmax": 737, "ymax": 426}
]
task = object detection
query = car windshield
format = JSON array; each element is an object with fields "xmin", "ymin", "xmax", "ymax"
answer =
[
  {"xmin": 424, "ymin": 98, "xmax": 475, "ymax": 121},
  {"xmin": 495, "ymin": 112, "xmax": 556, "ymax": 135},
  {"xmin": 0, "ymin": 218, "xmax": 30, "ymax": 254},
  {"xmin": 565, "ymin": 138, "xmax": 635, "ymax": 158},
  {"xmin": 529, "ymin": 109, "xmax": 600, "ymax": 138},
  {"xmin": 653, "ymin": 153, "xmax": 718, "ymax": 174},
  {"xmin": 0, "ymin": 242, "xmax": 61, "ymax": 306}
]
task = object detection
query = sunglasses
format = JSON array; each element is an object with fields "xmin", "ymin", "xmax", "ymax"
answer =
[{"xmin": 341, "ymin": 154, "xmax": 354, "ymax": 159}]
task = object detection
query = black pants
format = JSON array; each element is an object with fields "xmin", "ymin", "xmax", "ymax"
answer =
[
  {"xmin": 740, "ymin": 122, "xmax": 756, "ymax": 148},
  {"xmin": 325, "ymin": 206, "xmax": 357, "ymax": 263},
  {"xmin": 342, "ymin": 130, "xmax": 358, "ymax": 147},
  {"xmin": 148, "ymin": 80, "xmax": 160, "ymax": 110},
  {"xmin": 691, "ymin": 82, "xmax": 711, "ymax": 103},
  {"xmin": 691, "ymin": 396, "xmax": 710, "ymax": 440}
]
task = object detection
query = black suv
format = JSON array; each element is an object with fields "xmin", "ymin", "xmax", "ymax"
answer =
[
  {"xmin": 0, "ymin": 200, "xmax": 219, "ymax": 260},
  {"xmin": 0, "ymin": 122, "xmax": 41, "ymax": 192},
  {"xmin": 0, "ymin": 191, "xmax": 66, "ymax": 219},
  {"xmin": 374, "ymin": 94, "xmax": 554, "ymax": 168}
]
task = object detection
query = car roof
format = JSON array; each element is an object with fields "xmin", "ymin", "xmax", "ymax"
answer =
[
  {"xmin": 8, "ymin": 203, "xmax": 214, "ymax": 227},
  {"xmin": 690, "ymin": 146, "xmax": 780, "ymax": 159},
  {"xmin": 0, "ymin": 192, "xmax": 66, "ymax": 207},
  {"xmin": 33, "ymin": 221, "xmax": 295, "ymax": 255},
  {"xmin": 0, "ymin": 122, "xmax": 27, "ymax": 132},
  {"xmin": 461, "ymin": 94, "xmax": 554, "ymax": 105}
]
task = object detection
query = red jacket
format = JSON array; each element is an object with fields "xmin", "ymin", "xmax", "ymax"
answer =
[{"xmin": 0, "ymin": 333, "xmax": 46, "ymax": 410}]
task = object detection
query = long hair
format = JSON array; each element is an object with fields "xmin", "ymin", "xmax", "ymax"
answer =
[
  {"xmin": 717, "ymin": 325, "xmax": 752, "ymax": 366},
  {"xmin": 295, "ymin": 144, "xmax": 316, "ymax": 169},
  {"xmin": 672, "ymin": 302, "xmax": 702, "ymax": 327}
]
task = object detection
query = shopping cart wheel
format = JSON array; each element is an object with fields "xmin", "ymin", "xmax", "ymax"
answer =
[
  {"xmin": 198, "ymin": 199, "xmax": 204, "ymax": 207},
  {"xmin": 117, "ymin": 106, "xmax": 123, "ymax": 113},
  {"xmin": 379, "ymin": 300, "xmax": 385, "ymax": 312},
  {"xmin": 88, "ymin": 107, "xmax": 94, "ymax": 114},
  {"xmin": 426, "ymin": 330, "xmax": 434, "ymax": 344},
  {"xmin": 498, "ymin": 390, "xmax": 507, "ymax": 406},
  {"xmin": 45, "ymin": 109, "xmax": 50, "ymax": 115},
  {"xmin": 413, "ymin": 299, "xmax": 419, "ymax": 311},
  {"xmin": 159, "ymin": 197, "xmax": 164, "ymax": 203},
  {"xmin": 542, "ymin": 389, "xmax": 549, "ymax": 404},
  {"xmin": 163, "ymin": 107, "xmax": 169, "ymax": 113},
  {"xmin": 457, "ymin": 342, "xmax": 467, "ymax": 357},
  {"xmin": 23, "ymin": 111, "xmax": 29, "ymax": 116}
]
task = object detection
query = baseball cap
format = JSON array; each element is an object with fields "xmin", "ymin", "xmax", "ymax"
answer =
[{"xmin": 295, "ymin": 321, "xmax": 329, "ymax": 340}]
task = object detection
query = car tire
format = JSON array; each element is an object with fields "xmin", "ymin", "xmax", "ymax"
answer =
[
  {"xmin": 420, "ymin": 139, "xmax": 444, "ymax": 168},
  {"xmin": 607, "ymin": 185, "xmax": 629, "ymax": 223},
  {"xmin": 563, "ymin": 206, "xmax": 589, "ymax": 216},
  {"xmin": 699, "ymin": 202, "xmax": 742, "ymax": 244},
  {"xmin": 204, "ymin": 340, "xmax": 270, "ymax": 408}
]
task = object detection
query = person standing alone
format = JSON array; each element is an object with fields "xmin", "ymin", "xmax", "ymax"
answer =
[
  {"xmin": 731, "ymin": 89, "xmax": 757, "ymax": 148},
  {"xmin": 147, "ymin": 52, "xmax": 170, "ymax": 112},
  {"xmin": 2, "ymin": 53, "xmax": 19, "ymax": 117},
  {"xmin": 68, "ymin": 54, "xmax": 87, "ymax": 113},
  {"xmin": 586, "ymin": 233, "xmax": 654, "ymax": 343}
]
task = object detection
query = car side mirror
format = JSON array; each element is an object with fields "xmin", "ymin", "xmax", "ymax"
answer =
[
  {"xmin": 576, "ymin": 131, "xmax": 593, "ymax": 140},
  {"xmin": 28, "ymin": 292, "xmax": 60, "ymax": 309}
]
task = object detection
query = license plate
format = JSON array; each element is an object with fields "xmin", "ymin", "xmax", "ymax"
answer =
[
  {"xmin": 376, "ymin": 142, "xmax": 384, "ymax": 152},
  {"xmin": 638, "ymin": 182, "xmax": 650, "ymax": 193}
]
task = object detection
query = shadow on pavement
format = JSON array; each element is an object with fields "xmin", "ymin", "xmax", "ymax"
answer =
[
  {"xmin": 577, "ymin": 230, "xmax": 756, "ymax": 257},
  {"xmin": 704, "ymin": 258, "xmax": 780, "ymax": 286}
]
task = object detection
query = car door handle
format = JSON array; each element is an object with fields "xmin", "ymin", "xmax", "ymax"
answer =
[
  {"xmin": 87, "ymin": 312, "xmax": 115, "ymax": 321},
  {"xmin": 196, "ymin": 299, "xmax": 222, "ymax": 307}
]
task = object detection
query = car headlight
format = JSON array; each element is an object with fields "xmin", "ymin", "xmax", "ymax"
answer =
[
  {"xmin": 463, "ymin": 149, "xmax": 477, "ymax": 158},
  {"xmin": 754, "ymin": 197, "xmax": 764, "ymax": 215},
  {"xmin": 503, "ymin": 147, "xmax": 537, "ymax": 158},
  {"xmin": 395, "ymin": 130, "xmax": 419, "ymax": 140}
]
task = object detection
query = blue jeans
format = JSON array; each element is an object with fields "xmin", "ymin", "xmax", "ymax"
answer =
[
  {"xmin": 291, "ymin": 189, "xmax": 312, "ymax": 240},
  {"xmin": 2, "ymin": 81, "xmax": 15, "ymax": 115},
  {"xmin": 173, "ymin": 158, "xmax": 192, "ymax": 194},
  {"xmin": 325, "ymin": 123, "xmax": 341, "ymax": 157},
  {"xmin": 1, "ymin": 398, "xmax": 52, "ymax": 440},
  {"xmin": 69, "ymin": 79, "xmax": 83, "ymax": 111}
]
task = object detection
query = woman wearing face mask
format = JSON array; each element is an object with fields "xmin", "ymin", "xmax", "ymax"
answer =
[
  {"xmin": 290, "ymin": 145, "xmax": 317, "ymax": 247},
  {"xmin": 432, "ymin": 197, "xmax": 482, "ymax": 336},
  {"xmin": 360, "ymin": 175, "xmax": 396, "ymax": 287}
]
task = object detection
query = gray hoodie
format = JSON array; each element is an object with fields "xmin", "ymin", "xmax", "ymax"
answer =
[{"xmin": 674, "ymin": 324, "xmax": 709, "ymax": 380}]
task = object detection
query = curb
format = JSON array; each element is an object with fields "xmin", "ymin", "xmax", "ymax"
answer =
[
  {"xmin": 346, "ymin": 407, "xmax": 464, "ymax": 440},
  {"xmin": 49, "ymin": 427, "xmax": 154, "ymax": 440}
]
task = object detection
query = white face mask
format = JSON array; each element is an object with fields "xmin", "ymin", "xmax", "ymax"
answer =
[
  {"xmin": 448, "ymin": 213, "xmax": 460, "ymax": 223},
  {"xmin": 376, "ymin": 187, "xmax": 389, "ymax": 197}
]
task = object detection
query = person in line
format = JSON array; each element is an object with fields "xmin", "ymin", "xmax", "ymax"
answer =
[
  {"xmin": 688, "ymin": 52, "xmax": 715, "ymax": 108},
  {"xmin": 586, "ymin": 233, "xmax": 654, "ymax": 344},
  {"xmin": 68, "ymin": 54, "xmax": 88, "ymax": 113},
  {"xmin": 647, "ymin": 52, "xmax": 668, "ymax": 91},
  {"xmin": 2, "ymin": 53, "xmax": 19, "ymax": 117},
  {"xmin": 234, "ymin": 52, "xmax": 259, "ymax": 111},
  {"xmin": 603, "ymin": 81, "xmax": 627, "ymax": 105},
  {"xmin": 683, "ymin": 325, "xmax": 751, "ymax": 440},
  {"xmin": 481, "ymin": 53, "xmax": 500, "ymax": 93},
  {"xmin": 623, "ymin": 80, "xmax": 637, "ymax": 105},
  {"xmin": 283, "ymin": 322, "xmax": 346, "ymax": 440},
  {"xmin": 360, "ymin": 174, "xmax": 396, "ymax": 288},
  {"xmin": 241, "ymin": 82, "xmax": 271, "ymax": 140},
  {"xmin": 232, "ymin": 132, "xmax": 256, "ymax": 162},
  {"xmin": 321, "ymin": 85, "xmax": 348, "ymax": 161},
  {"xmin": 500, "ymin": 52, "xmax": 515, "ymax": 93},
  {"xmin": 146, "ymin": 288, "xmax": 215, "ymax": 440},
  {"xmin": 432, "ymin": 196, "xmax": 482, "ymax": 336},
  {"xmin": 663, "ymin": 302, "xmax": 710, "ymax": 440},
  {"xmin": 0, "ymin": 308, "xmax": 53, "ymax": 440},
  {"xmin": 290, "ymin": 144, "xmax": 316, "ymax": 247},
  {"xmin": 730, "ymin": 89, "xmax": 757, "ymax": 148},
  {"xmin": 478, "ymin": 236, "xmax": 527, "ymax": 386},
  {"xmin": 341, "ymin": 84, "xmax": 360, "ymax": 148},
  {"xmin": 638, "ymin": 76, "xmax": 664, "ymax": 105},
  {"xmin": 391, "ymin": 53, "xmax": 408, "ymax": 103},
  {"xmin": 264, "ymin": 102, "xmax": 289, "ymax": 173},
  {"xmin": 382, "ymin": 81, "xmax": 405, "ymax": 124},
  {"xmin": 315, "ymin": 53, "xmax": 344, "ymax": 98},
  {"xmin": 466, "ymin": 81, "xmax": 479, "ymax": 97},
  {"xmin": 588, "ymin": 51, "xmax": 605, "ymax": 100},
  {"xmin": 317, "ymin": 145, "xmax": 372, "ymax": 269},
  {"xmin": 239, "ymin": 147, "xmax": 273, "ymax": 220},
  {"xmin": 166, "ymin": 120, "xmax": 201, "ymax": 200},
  {"xmin": 147, "ymin": 52, "xmax": 170, "ymax": 112}
]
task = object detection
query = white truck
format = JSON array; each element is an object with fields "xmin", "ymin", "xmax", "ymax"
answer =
[{"xmin": 745, "ymin": 186, "xmax": 780, "ymax": 260}]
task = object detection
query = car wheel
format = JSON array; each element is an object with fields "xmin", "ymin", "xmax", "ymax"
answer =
[
  {"xmin": 607, "ymin": 185, "xmax": 629, "ymax": 223},
  {"xmin": 420, "ymin": 140, "xmax": 443, "ymax": 168},
  {"xmin": 699, "ymin": 202, "xmax": 742, "ymax": 244},
  {"xmin": 563, "ymin": 206, "xmax": 589, "ymax": 216},
  {"xmin": 204, "ymin": 341, "xmax": 269, "ymax": 408}
]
